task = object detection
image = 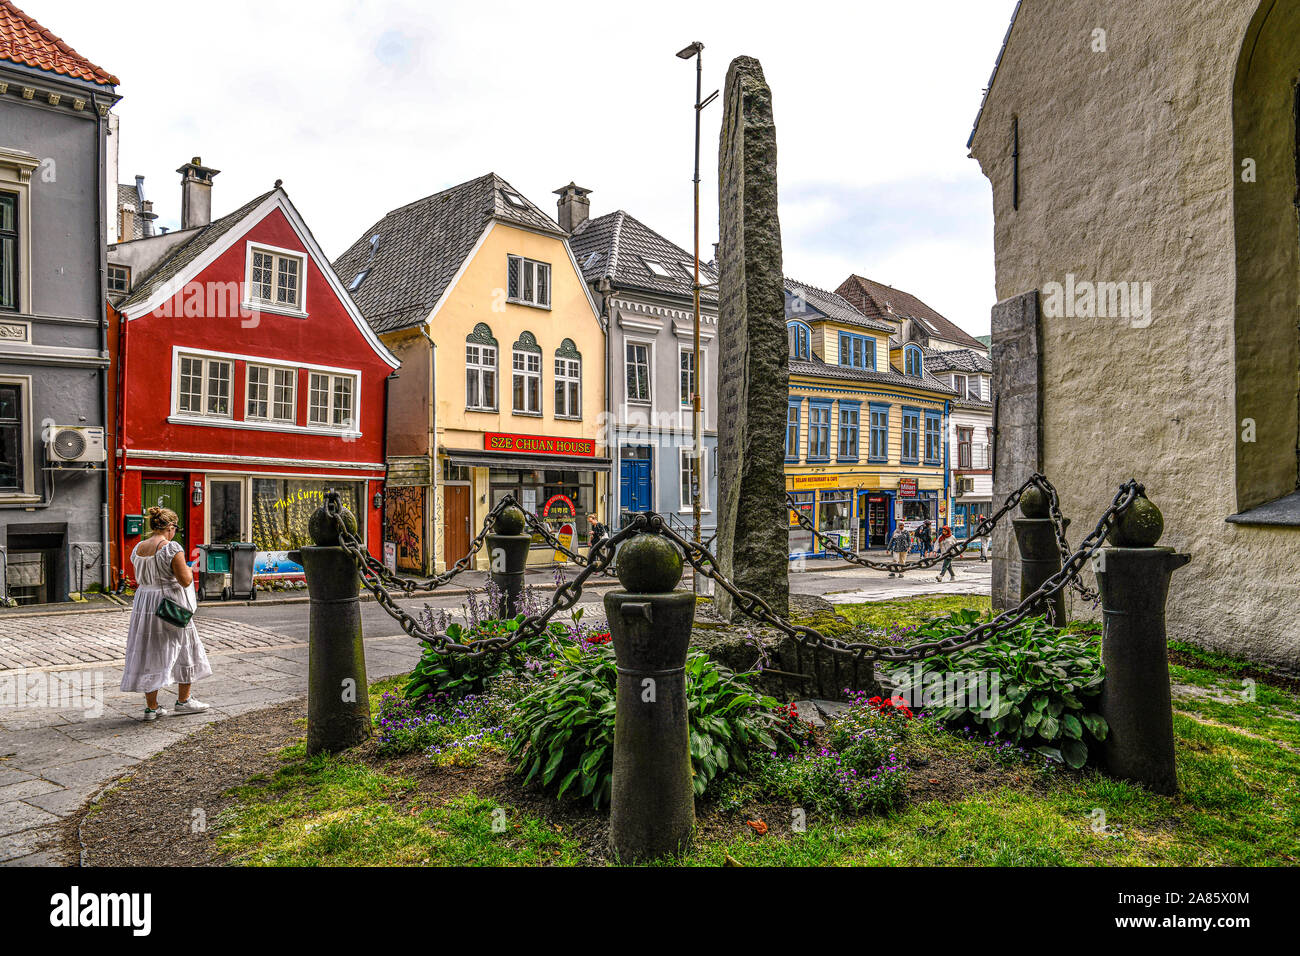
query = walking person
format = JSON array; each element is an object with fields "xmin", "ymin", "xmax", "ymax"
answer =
[
  {"xmin": 917, "ymin": 520, "xmax": 934, "ymax": 557},
  {"xmin": 935, "ymin": 526, "xmax": 959, "ymax": 582},
  {"xmin": 586, "ymin": 513, "xmax": 609, "ymax": 554},
  {"xmin": 887, "ymin": 525, "xmax": 911, "ymax": 578},
  {"xmin": 121, "ymin": 507, "xmax": 212, "ymax": 720}
]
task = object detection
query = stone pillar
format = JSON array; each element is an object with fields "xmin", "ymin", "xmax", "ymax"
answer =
[
  {"xmin": 487, "ymin": 506, "xmax": 530, "ymax": 618},
  {"xmin": 991, "ymin": 290, "xmax": 1042, "ymax": 610},
  {"xmin": 297, "ymin": 505, "xmax": 370, "ymax": 756},
  {"xmin": 1011, "ymin": 485, "xmax": 1067, "ymax": 625},
  {"xmin": 715, "ymin": 55, "xmax": 789, "ymax": 621},
  {"xmin": 1095, "ymin": 496, "xmax": 1189, "ymax": 795},
  {"xmin": 607, "ymin": 534, "xmax": 695, "ymax": 861}
]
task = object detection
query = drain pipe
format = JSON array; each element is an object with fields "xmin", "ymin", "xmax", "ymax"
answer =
[
  {"xmin": 95, "ymin": 93, "xmax": 110, "ymax": 590},
  {"xmin": 420, "ymin": 326, "xmax": 437, "ymax": 573}
]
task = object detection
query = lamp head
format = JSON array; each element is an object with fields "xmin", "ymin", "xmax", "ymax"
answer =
[{"xmin": 676, "ymin": 41, "xmax": 703, "ymax": 59}]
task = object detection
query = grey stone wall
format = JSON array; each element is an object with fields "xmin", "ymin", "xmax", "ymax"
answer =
[{"xmin": 715, "ymin": 56, "xmax": 789, "ymax": 619}]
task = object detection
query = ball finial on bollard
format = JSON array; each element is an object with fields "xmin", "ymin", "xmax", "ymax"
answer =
[
  {"xmin": 494, "ymin": 505, "xmax": 526, "ymax": 536},
  {"xmin": 1020, "ymin": 485, "xmax": 1050, "ymax": 518},
  {"xmin": 1108, "ymin": 494, "xmax": 1164, "ymax": 547},
  {"xmin": 308, "ymin": 504, "xmax": 357, "ymax": 546},
  {"xmin": 616, "ymin": 534, "xmax": 683, "ymax": 593}
]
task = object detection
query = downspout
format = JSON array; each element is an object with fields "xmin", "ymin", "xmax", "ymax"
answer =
[
  {"xmin": 95, "ymin": 93, "xmax": 110, "ymax": 590},
  {"xmin": 598, "ymin": 278, "xmax": 615, "ymax": 527},
  {"xmin": 943, "ymin": 399, "xmax": 951, "ymax": 529},
  {"xmin": 420, "ymin": 327, "xmax": 437, "ymax": 573},
  {"xmin": 381, "ymin": 368, "xmax": 399, "ymax": 561}
]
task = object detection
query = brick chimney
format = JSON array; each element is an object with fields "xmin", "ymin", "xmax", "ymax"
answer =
[
  {"xmin": 177, "ymin": 156, "xmax": 220, "ymax": 230},
  {"xmin": 554, "ymin": 182, "xmax": 591, "ymax": 232}
]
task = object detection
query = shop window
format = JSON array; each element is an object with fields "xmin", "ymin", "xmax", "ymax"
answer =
[
  {"xmin": 246, "ymin": 364, "xmax": 296, "ymax": 423},
  {"xmin": 788, "ymin": 491, "xmax": 815, "ymax": 555},
  {"xmin": 924, "ymin": 410, "xmax": 942, "ymax": 464},
  {"xmin": 807, "ymin": 402, "xmax": 831, "ymax": 461},
  {"xmin": 785, "ymin": 400, "xmax": 801, "ymax": 461},
  {"xmin": 868, "ymin": 403, "xmax": 889, "ymax": 462},
  {"xmin": 901, "ymin": 407, "xmax": 920, "ymax": 463},
  {"xmin": 625, "ymin": 342, "xmax": 651, "ymax": 404},
  {"xmin": 251, "ymin": 478, "xmax": 363, "ymax": 551},
  {"xmin": 307, "ymin": 371, "xmax": 356, "ymax": 429},
  {"xmin": 177, "ymin": 354, "xmax": 232, "ymax": 418},
  {"xmin": 818, "ymin": 491, "xmax": 854, "ymax": 539},
  {"xmin": 490, "ymin": 469, "xmax": 595, "ymax": 547},
  {"xmin": 838, "ymin": 402, "xmax": 860, "ymax": 461}
]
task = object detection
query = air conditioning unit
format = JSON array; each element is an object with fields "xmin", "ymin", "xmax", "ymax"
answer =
[
  {"xmin": 955, "ymin": 477, "xmax": 975, "ymax": 496},
  {"xmin": 47, "ymin": 426, "xmax": 106, "ymax": 464}
]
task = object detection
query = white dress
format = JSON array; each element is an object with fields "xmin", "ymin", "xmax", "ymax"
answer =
[{"xmin": 120, "ymin": 539, "xmax": 212, "ymax": 693}]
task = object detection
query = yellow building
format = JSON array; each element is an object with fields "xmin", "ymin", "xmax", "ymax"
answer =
[
  {"xmin": 784, "ymin": 279, "xmax": 954, "ymax": 554},
  {"xmin": 334, "ymin": 174, "xmax": 607, "ymax": 572}
]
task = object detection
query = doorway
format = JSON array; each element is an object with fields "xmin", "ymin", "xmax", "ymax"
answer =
[
  {"xmin": 620, "ymin": 446, "xmax": 652, "ymax": 521},
  {"xmin": 142, "ymin": 479, "xmax": 186, "ymax": 549},
  {"xmin": 444, "ymin": 484, "xmax": 470, "ymax": 569},
  {"xmin": 209, "ymin": 479, "xmax": 243, "ymax": 543},
  {"xmin": 867, "ymin": 494, "xmax": 891, "ymax": 548}
]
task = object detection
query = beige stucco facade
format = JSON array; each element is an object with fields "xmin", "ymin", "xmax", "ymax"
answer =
[{"xmin": 970, "ymin": 1, "xmax": 1300, "ymax": 666}]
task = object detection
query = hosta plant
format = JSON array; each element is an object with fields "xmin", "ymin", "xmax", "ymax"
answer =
[
  {"xmin": 506, "ymin": 642, "xmax": 780, "ymax": 809},
  {"xmin": 402, "ymin": 615, "xmax": 564, "ymax": 701},
  {"xmin": 889, "ymin": 609, "xmax": 1108, "ymax": 769}
]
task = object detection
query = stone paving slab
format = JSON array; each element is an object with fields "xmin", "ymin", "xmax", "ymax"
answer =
[{"xmin": 0, "ymin": 633, "xmax": 421, "ymax": 865}]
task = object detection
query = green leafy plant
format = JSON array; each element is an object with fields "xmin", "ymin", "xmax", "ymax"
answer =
[
  {"xmin": 402, "ymin": 616, "xmax": 562, "ymax": 701},
  {"xmin": 506, "ymin": 643, "xmax": 779, "ymax": 809},
  {"xmin": 890, "ymin": 609, "xmax": 1108, "ymax": 769}
]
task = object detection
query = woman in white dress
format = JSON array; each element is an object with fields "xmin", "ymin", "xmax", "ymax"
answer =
[{"xmin": 121, "ymin": 506, "xmax": 213, "ymax": 720}]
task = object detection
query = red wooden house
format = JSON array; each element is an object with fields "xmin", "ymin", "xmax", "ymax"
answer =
[{"xmin": 107, "ymin": 167, "xmax": 398, "ymax": 586}]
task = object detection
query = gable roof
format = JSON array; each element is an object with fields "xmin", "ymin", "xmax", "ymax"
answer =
[
  {"xmin": 333, "ymin": 172, "xmax": 567, "ymax": 335},
  {"xmin": 967, "ymin": 0, "xmax": 1022, "ymax": 149},
  {"xmin": 116, "ymin": 187, "xmax": 397, "ymax": 368},
  {"xmin": 0, "ymin": 0, "xmax": 118, "ymax": 86},
  {"xmin": 784, "ymin": 276, "xmax": 894, "ymax": 333},
  {"xmin": 836, "ymin": 274, "xmax": 987, "ymax": 351},
  {"xmin": 569, "ymin": 210, "xmax": 718, "ymax": 306},
  {"xmin": 922, "ymin": 346, "xmax": 992, "ymax": 374}
]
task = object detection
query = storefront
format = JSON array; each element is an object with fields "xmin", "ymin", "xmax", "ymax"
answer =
[
  {"xmin": 787, "ymin": 476, "xmax": 859, "ymax": 558},
  {"xmin": 952, "ymin": 499, "xmax": 992, "ymax": 540},
  {"xmin": 896, "ymin": 477, "xmax": 941, "ymax": 532}
]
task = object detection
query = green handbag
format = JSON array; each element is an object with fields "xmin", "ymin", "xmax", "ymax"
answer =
[{"xmin": 155, "ymin": 597, "xmax": 194, "ymax": 628}]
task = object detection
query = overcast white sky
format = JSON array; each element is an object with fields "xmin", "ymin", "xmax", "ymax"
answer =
[{"xmin": 51, "ymin": 0, "xmax": 1018, "ymax": 336}]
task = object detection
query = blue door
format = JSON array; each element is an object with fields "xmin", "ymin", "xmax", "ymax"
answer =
[{"xmin": 620, "ymin": 455, "xmax": 652, "ymax": 516}]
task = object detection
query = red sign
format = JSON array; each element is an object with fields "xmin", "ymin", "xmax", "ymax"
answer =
[
  {"xmin": 485, "ymin": 432, "xmax": 596, "ymax": 457},
  {"xmin": 898, "ymin": 478, "xmax": 918, "ymax": 498},
  {"xmin": 543, "ymin": 494, "xmax": 577, "ymax": 522}
]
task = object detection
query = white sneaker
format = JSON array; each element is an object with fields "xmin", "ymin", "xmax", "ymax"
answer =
[
  {"xmin": 143, "ymin": 706, "xmax": 170, "ymax": 721},
  {"xmin": 172, "ymin": 697, "xmax": 211, "ymax": 714}
]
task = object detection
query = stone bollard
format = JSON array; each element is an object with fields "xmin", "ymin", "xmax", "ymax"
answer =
[
  {"xmin": 1094, "ymin": 495, "xmax": 1189, "ymax": 795},
  {"xmin": 488, "ymin": 506, "xmax": 530, "ymax": 619},
  {"xmin": 606, "ymin": 533, "xmax": 695, "ymax": 861},
  {"xmin": 295, "ymin": 505, "xmax": 371, "ymax": 756},
  {"xmin": 1012, "ymin": 486, "xmax": 1067, "ymax": 625}
]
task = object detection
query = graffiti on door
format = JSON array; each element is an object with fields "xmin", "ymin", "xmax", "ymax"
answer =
[{"xmin": 385, "ymin": 485, "xmax": 424, "ymax": 571}]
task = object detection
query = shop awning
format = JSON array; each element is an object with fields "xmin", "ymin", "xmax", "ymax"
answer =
[{"xmin": 445, "ymin": 449, "xmax": 613, "ymax": 471}]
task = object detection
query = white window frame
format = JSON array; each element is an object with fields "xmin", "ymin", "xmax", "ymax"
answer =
[
  {"xmin": 466, "ymin": 342, "xmax": 498, "ymax": 412},
  {"xmin": 107, "ymin": 263, "xmax": 131, "ymax": 295},
  {"xmin": 953, "ymin": 373, "xmax": 968, "ymax": 399},
  {"xmin": 512, "ymin": 348, "xmax": 542, "ymax": 415},
  {"xmin": 307, "ymin": 370, "xmax": 357, "ymax": 430},
  {"xmin": 506, "ymin": 254, "xmax": 551, "ymax": 309},
  {"xmin": 554, "ymin": 353, "xmax": 581, "ymax": 420},
  {"xmin": 679, "ymin": 446, "xmax": 710, "ymax": 513},
  {"xmin": 678, "ymin": 344, "xmax": 704, "ymax": 411},
  {"xmin": 245, "ymin": 362, "xmax": 297, "ymax": 424},
  {"xmin": 0, "ymin": 373, "xmax": 35, "ymax": 501},
  {"xmin": 177, "ymin": 353, "xmax": 234, "ymax": 419},
  {"xmin": 625, "ymin": 339, "xmax": 653, "ymax": 405},
  {"xmin": 0, "ymin": 148, "xmax": 37, "ymax": 313},
  {"xmin": 243, "ymin": 242, "xmax": 308, "ymax": 317}
]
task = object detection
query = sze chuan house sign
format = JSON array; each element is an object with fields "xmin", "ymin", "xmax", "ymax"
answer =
[{"xmin": 485, "ymin": 432, "xmax": 596, "ymax": 457}]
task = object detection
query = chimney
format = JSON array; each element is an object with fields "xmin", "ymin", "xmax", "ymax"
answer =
[
  {"xmin": 553, "ymin": 182, "xmax": 591, "ymax": 232},
  {"xmin": 177, "ymin": 156, "xmax": 221, "ymax": 230},
  {"xmin": 118, "ymin": 204, "xmax": 134, "ymax": 241}
]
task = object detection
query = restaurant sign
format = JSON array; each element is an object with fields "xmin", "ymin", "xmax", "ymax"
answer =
[
  {"xmin": 898, "ymin": 478, "xmax": 918, "ymax": 498},
  {"xmin": 485, "ymin": 432, "xmax": 596, "ymax": 457},
  {"xmin": 787, "ymin": 474, "xmax": 840, "ymax": 491}
]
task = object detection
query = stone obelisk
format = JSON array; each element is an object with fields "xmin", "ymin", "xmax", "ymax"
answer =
[{"xmin": 715, "ymin": 56, "xmax": 789, "ymax": 620}]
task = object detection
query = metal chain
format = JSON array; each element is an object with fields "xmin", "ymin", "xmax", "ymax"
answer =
[
  {"xmin": 1037, "ymin": 479, "xmax": 1100, "ymax": 605},
  {"xmin": 518, "ymin": 511, "xmax": 616, "ymax": 576}
]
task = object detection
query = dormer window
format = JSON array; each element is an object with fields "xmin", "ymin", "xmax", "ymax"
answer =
[
  {"xmin": 838, "ymin": 332, "xmax": 875, "ymax": 370},
  {"xmin": 787, "ymin": 321, "xmax": 811, "ymax": 359},
  {"xmin": 247, "ymin": 244, "xmax": 305, "ymax": 314},
  {"xmin": 953, "ymin": 373, "xmax": 968, "ymax": 397},
  {"xmin": 905, "ymin": 344, "xmax": 923, "ymax": 377},
  {"xmin": 507, "ymin": 255, "xmax": 550, "ymax": 308}
]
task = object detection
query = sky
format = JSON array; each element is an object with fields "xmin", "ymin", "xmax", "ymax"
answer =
[{"xmin": 49, "ymin": 0, "xmax": 1018, "ymax": 337}]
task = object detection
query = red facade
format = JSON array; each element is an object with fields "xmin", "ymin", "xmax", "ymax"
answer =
[{"xmin": 113, "ymin": 193, "xmax": 397, "ymax": 585}]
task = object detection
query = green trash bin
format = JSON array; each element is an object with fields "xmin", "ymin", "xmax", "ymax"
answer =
[{"xmin": 198, "ymin": 544, "xmax": 232, "ymax": 601}]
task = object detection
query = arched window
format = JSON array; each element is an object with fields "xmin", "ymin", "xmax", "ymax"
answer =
[
  {"xmin": 512, "ymin": 331, "xmax": 542, "ymax": 415},
  {"xmin": 466, "ymin": 322, "xmax": 497, "ymax": 411},
  {"xmin": 555, "ymin": 338, "xmax": 581, "ymax": 419},
  {"xmin": 905, "ymin": 344, "xmax": 923, "ymax": 377},
  {"xmin": 787, "ymin": 321, "xmax": 811, "ymax": 359}
]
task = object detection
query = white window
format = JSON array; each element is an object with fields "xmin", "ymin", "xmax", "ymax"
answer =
[
  {"xmin": 248, "ymin": 246, "xmax": 305, "ymax": 312},
  {"xmin": 178, "ymin": 354, "xmax": 232, "ymax": 418},
  {"xmin": 643, "ymin": 258, "xmax": 673, "ymax": 278},
  {"xmin": 555, "ymin": 355, "xmax": 581, "ymax": 419},
  {"xmin": 308, "ymin": 371, "xmax": 356, "ymax": 429},
  {"xmin": 512, "ymin": 349, "xmax": 541, "ymax": 414},
  {"xmin": 506, "ymin": 255, "xmax": 550, "ymax": 308},
  {"xmin": 466, "ymin": 343, "xmax": 497, "ymax": 410},
  {"xmin": 246, "ymin": 364, "xmax": 296, "ymax": 423},
  {"xmin": 679, "ymin": 347, "xmax": 696, "ymax": 408},
  {"xmin": 679, "ymin": 447, "xmax": 708, "ymax": 511},
  {"xmin": 626, "ymin": 342, "xmax": 651, "ymax": 404},
  {"xmin": 953, "ymin": 374, "xmax": 968, "ymax": 399}
]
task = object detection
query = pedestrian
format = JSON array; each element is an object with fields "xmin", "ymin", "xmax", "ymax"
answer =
[
  {"xmin": 121, "ymin": 506, "xmax": 212, "ymax": 720},
  {"xmin": 586, "ymin": 513, "xmax": 609, "ymax": 553},
  {"xmin": 935, "ymin": 526, "xmax": 959, "ymax": 582},
  {"xmin": 917, "ymin": 520, "xmax": 934, "ymax": 556},
  {"xmin": 887, "ymin": 525, "xmax": 911, "ymax": 577}
]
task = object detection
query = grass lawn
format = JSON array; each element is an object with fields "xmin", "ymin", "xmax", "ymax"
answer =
[{"xmin": 212, "ymin": 595, "xmax": 1300, "ymax": 867}]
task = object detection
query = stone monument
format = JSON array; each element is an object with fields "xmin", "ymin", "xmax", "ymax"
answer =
[{"xmin": 715, "ymin": 55, "xmax": 789, "ymax": 620}]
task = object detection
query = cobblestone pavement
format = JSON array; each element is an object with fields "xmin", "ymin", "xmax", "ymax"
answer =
[{"xmin": 789, "ymin": 559, "xmax": 993, "ymax": 603}]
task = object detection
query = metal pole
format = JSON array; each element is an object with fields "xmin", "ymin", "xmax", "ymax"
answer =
[{"xmin": 691, "ymin": 46, "xmax": 703, "ymax": 560}]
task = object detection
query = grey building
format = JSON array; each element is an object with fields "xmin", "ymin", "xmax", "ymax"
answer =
[
  {"xmin": 564, "ymin": 186, "xmax": 719, "ymax": 539},
  {"xmin": 0, "ymin": 8, "xmax": 119, "ymax": 603}
]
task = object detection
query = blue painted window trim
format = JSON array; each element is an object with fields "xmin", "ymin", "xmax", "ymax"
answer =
[
  {"xmin": 900, "ymin": 405, "xmax": 921, "ymax": 464},
  {"xmin": 867, "ymin": 401, "xmax": 890, "ymax": 463},
  {"xmin": 785, "ymin": 399, "xmax": 802, "ymax": 462},
  {"xmin": 787, "ymin": 321, "xmax": 812, "ymax": 360},
  {"xmin": 807, "ymin": 399, "xmax": 832, "ymax": 462},
  {"xmin": 923, "ymin": 408, "xmax": 943, "ymax": 465},
  {"xmin": 904, "ymin": 344, "xmax": 923, "ymax": 377},
  {"xmin": 837, "ymin": 399, "xmax": 861, "ymax": 462},
  {"xmin": 837, "ymin": 332, "xmax": 875, "ymax": 370}
]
